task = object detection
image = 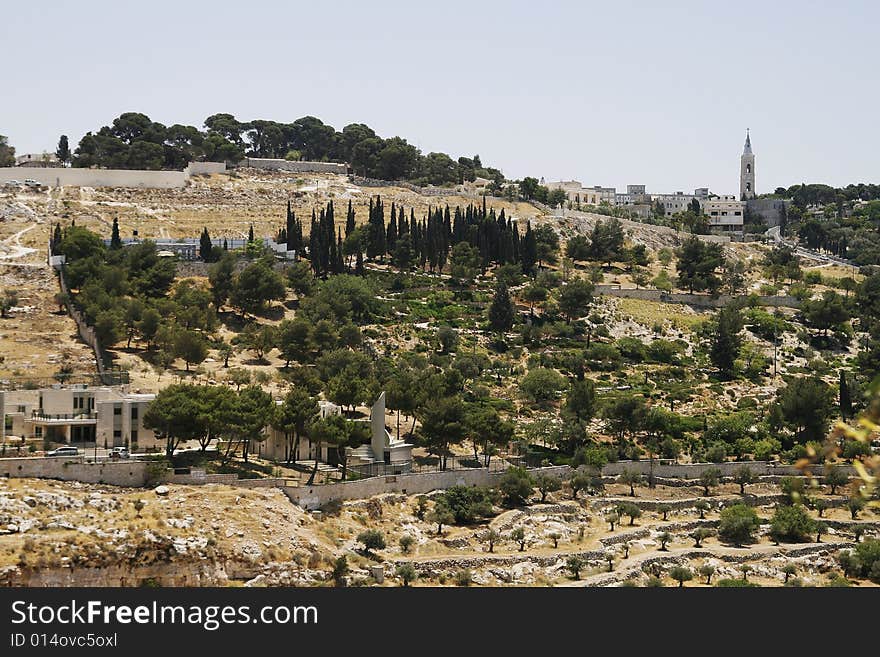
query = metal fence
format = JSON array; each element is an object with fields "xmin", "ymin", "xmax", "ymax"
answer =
[{"xmin": 345, "ymin": 454, "xmax": 507, "ymax": 480}]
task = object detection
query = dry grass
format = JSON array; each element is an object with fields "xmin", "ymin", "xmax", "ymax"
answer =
[{"xmin": 616, "ymin": 297, "xmax": 708, "ymax": 332}]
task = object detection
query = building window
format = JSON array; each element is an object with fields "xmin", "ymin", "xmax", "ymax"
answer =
[
  {"xmin": 113, "ymin": 407, "xmax": 122, "ymax": 416},
  {"xmin": 113, "ymin": 430, "xmax": 121, "ymax": 439},
  {"xmin": 4, "ymin": 415, "xmax": 11, "ymax": 431},
  {"xmin": 735, "ymin": 211, "xmax": 742, "ymax": 216},
  {"xmin": 131, "ymin": 407, "xmax": 139, "ymax": 421},
  {"xmin": 130, "ymin": 430, "xmax": 138, "ymax": 445},
  {"xmin": 35, "ymin": 426, "xmax": 42, "ymax": 438}
]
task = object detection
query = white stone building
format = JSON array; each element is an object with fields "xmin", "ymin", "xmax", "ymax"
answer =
[
  {"xmin": 544, "ymin": 180, "xmax": 616, "ymax": 206},
  {"xmin": 15, "ymin": 152, "xmax": 61, "ymax": 168},
  {"xmin": 1, "ymin": 385, "xmax": 157, "ymax": 449},
  {"xmin": 705, "ymin": 195, "xmax": 745, "ymax": 233},
  {"xmin": 652, "ymin": 191, "xmax": 697, "ymax": 216}
]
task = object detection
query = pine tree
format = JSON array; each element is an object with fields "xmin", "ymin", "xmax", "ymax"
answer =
[
  {"xmin": 488, "ymin": 282, "xmax": 515, "ymax": 334},
  {"xmin": 110, "ymin": 216, "xmax": 122, "ymax": 249},
  {"xmin": 708, "ymin": 305, "xmax": 744, "ymax": 380},
  {"xmin": 56, "ymin": 135, "xmax": 71, "ymax": 164}
]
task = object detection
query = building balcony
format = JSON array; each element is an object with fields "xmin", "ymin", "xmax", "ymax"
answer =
[{"xmin": 30, "ymin": 411, "xmax": 97, "ymax": 425}]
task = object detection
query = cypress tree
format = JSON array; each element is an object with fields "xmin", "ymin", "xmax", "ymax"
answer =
[
  {"xmin": 248, "ymin": 224, "xmax": 255, "ymax": 243},
  {"xmin": 387, "ymin": 204, "xmax": 398, "ymax": 252},
  {"xmin": 223, "ymin": 238, "xmax": 228, "ymax": 251},
  {"xmin": 839, "ymin": 370, "xmax": 852, "ymax": 420},
  {"xmin": 336, "ymin": 231, "xmax": 345, "ymax": 274},
  {"xmin": 375, "ymin": 195, "xmax": 386, "ymax": 260},
  {"xmin": 521, "ymin": 221, "xmax": 537, "ymax": 274},
  {"xmin": 110, "ymin": 216, "xmax": 122, "ymax": 249},
  {"xmin": 309, "ymin": 212, "xmax": 320, "ymax": 275},
  {"xmin": 51, "ymin": 223, "xmax": 62, "ymax": 254},
  {"xmin": 355, "ymin": 249, "xmax": 365, "ymax": 276},
  {"xmin": 199, "ymin": 227, "xmax": 213, "ymax": 262},
  {"xmin": 345, "ymin": 200, "xmax": 356, "ymax": 238},
  {"xmin": 328, "ymin": 224, "xmax": 338, "ymax": 275},
  {"xmin": 286, "ymin": 201, "xmax": 295, "ymax": 251}
]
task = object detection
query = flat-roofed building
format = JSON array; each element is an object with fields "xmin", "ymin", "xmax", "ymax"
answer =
[{"xmin": 705, "ymin": 195, "xmax": 745, "ymax": 233}]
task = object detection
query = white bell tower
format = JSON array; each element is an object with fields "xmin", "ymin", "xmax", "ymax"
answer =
[{"xmin": 740, "ymin": 129, "xmax": 756, "ymax": 200}]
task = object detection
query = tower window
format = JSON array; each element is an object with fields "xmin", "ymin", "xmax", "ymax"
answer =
[
  {"xmin": 746, "ymin": 183, "xmax": 751, "ymax": 191},
  {"xmin": 746, "ymin": 164, "xmax": 751, "ymax": 173}
]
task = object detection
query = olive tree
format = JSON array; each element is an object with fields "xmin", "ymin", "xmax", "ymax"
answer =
[
  {"xmin": 717, "ymin": 504, "xmax": 760, "ymax": 547},
  {"xmin": 699, "ymin": 467, "xmax": 723, "ymax": 496},
  {"xmin": 357, "ymin": 529, "xmax": 386, "ymax": 555},
  {"xmin": 534, "ymin": 472, "xmax": 562, "ymax": 502},
  {"xmin": 396, "ymin": 563, "xmax": 418, "ymax": 587},
  {"xmin": 669, "ymin": 566, "xmax": 693, "ymax": 587},
  {"xmin": 399, "ymin": 535, "xmax": 415, "ymax": 554},
  {"xmin": 699, "ymin": 564, "xmax": 715, "ymax": 585},
  {"xmin": 825, "ymin": 468, "xmax": 849, "ymax": 495},
  {"xmin": 485, "ymin": 529, "xmax": 500, "ymax": 553},
  {"xmin": 658, "ymin": 531, "xmax": 672, "ymax": 551},
  {"xmin": 692, "ymin": 527, "xmax": 714, "ymax": 548},
  {"xmin": 733, "ymin": 465, "xmax": 756, "ymax": 495},
  {"xmin": 617, "ymin": 469, "xmax": 643, "ymax": 496},
  {"xmin": 511, "ymin": 527, "xmax": 527, "ymax": 552},
  {"xmin": 566, "ymin": 555, "xmax": 585, "ymax": 580}
]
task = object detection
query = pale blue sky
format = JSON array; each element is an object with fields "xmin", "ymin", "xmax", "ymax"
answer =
[{"xmin": 2, "ymin": 0, "xmax": 877, "ymax": 195}]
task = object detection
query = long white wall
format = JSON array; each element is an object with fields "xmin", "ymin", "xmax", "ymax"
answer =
[
  {"xmin": 0, "ymin": 167, "xmax": 187, "ymax": 189},
  {"xmin": 242, "ymin": 158, "xmax": 348, "ymax": 174},
  {"xmin": 0, "ymin": 161, "xmax": 226, "ymax": 189}
]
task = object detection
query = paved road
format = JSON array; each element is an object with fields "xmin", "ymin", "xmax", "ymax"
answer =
[{"xmin": 766, "ymin": 226, "xmax": 856, "ymax": 268}]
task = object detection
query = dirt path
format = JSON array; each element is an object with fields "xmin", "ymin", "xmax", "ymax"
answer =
[{"xmin": 0, "ymin": 223, "xmax": 40, "ymax": 260}]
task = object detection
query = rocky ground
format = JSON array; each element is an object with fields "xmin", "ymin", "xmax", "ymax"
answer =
[{"xmin": 2, "ymin": 476, "xmax": 876, "ymax": 587}]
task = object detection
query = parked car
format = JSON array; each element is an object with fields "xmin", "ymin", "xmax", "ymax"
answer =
[
  {"xmin": 3, "ymin": 180, "xmax": 22, "ymax": 188},
  {"xmin": 46, "ymin": 446, "xmax": 80, "ymax": 457},
  {"xmin": 108, "ymin": 447, "xmax": 129, "ymax": 459}
]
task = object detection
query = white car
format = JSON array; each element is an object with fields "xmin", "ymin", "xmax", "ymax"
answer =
[
  {"xmin": 108, "ymin": 447, "xmax": 130, "ymax": 459},
  {"xmin": 46, "ymin": 446, "xmax": 80, "ymax": 457}
]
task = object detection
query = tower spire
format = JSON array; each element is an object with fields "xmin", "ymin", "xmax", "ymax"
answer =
[{"xmin": 743, "ymin": 128, "xmax": 752, "ymax": 154}]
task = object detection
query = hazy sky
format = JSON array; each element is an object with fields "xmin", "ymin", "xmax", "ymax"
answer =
[{"xmin": 2, "ymin": 1, "xmax": 877, "ymax": 195}]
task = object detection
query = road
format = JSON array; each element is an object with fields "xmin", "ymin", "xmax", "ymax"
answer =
[{"xmin": 766, "ymin": 225, "xmax": 855, "ymax": 268}]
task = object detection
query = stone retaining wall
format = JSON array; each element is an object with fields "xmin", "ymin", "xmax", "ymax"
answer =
[
  {"xmin": 283, "ymin": 465, "xmax": 569, "ymax": 510},
  {"xmin": 600, "ymin": 461, "xmax": 851, "ymax": 478},
  {"xmin": 0, "ymin": 456, "xmax": 148, "ymax": 487}
]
